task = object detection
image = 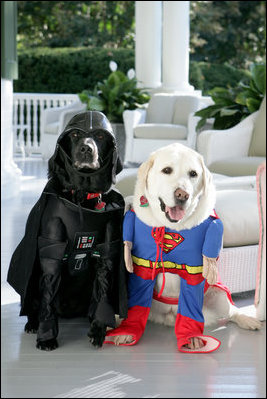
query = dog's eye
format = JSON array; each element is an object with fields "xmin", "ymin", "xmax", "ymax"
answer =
[
  {"xmin": 162, "ymin": 167, "xmax": 173, "ymax": 175},
  {"xmin": 95, "ymin": 131, "xmax": 104, "ymax": 140},
  {"xmin": 189, "ymin": 170, "xmax": 198, "ymax": 178},
  {"xmin": 71, "ymin": 131, "xmax": 79, "ymax": 138}
]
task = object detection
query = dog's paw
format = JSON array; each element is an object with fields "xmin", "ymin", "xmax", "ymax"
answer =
[
  {"xmin": 114, "ymin": 335, "xmax": 134, "ymax": 346},
  {"xmin": 232, "ymin": 314, "xmax": 262, "ymax": 330},
  {"xmin": 88, "ymin": 320, "xmax": 107, "ymax": 348},
  {"xmin": 24, "ymin": 320, "xmax": 39, "ymax": 334},
  {"xmin": 202, "ymin": 256, "xmax": 218, "ymax": 285},
  {"xmin": 183, "ymin": 337, "xmax": 205, "ymax": 350},
  {"xmin": 105, "ymin": 334, "xmax": 134, "ymax": 345},
  {"xmin": 36, "ymin": 338, "xmax": 58, "ymax": 351}
]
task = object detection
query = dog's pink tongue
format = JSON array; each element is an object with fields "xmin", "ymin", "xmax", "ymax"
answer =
[{"xmin": 166, "ymin": 205, "xmax": 185, "ymax": 221}]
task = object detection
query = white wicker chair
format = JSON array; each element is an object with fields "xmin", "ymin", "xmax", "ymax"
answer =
[
  {"xmin": 197, "ymin": 96, "xmax": 266, "ymax": 176},
  {"xmin": 123, "ymin": 93, "xmax": 203, "ymax": 165},
  {"xmin": 40, "ymin": 100, "xmax": 86, "ymax": 160}
]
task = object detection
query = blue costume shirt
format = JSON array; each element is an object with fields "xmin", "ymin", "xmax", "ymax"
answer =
[{"xmin": 123, "ymin": 210, "xmax": 223, "ymax": 280}]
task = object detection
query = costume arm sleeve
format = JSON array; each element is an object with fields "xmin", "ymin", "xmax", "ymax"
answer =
[
  {"xmin": 38, "ymin": 216, "xmax": 67, "ymax": 263},
  {"xmin": 123, "ymin": 210, "xmax": 135, "ymax": 242},
  {"xmin": 202, "ymin": 218, "xmax": 224, "ymax": 258}
]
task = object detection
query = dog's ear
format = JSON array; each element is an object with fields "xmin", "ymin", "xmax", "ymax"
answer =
[
  {"xmin": 137, "ymin": 153, "xmax": 155, "ymax": 191},
  {"xmin": 48, "ymin": 154, "xmax": 56, "ymax": 179},
  {"xmin": 115, "ymin": 155, "xmax": 123, "ymax": 175},
  {"xmin": 198, "ymin": 153, "xmax": 213, "ymax": 195}
]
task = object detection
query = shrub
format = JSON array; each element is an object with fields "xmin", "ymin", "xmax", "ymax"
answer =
[
  {"xmin": 14, "ymin": 47, "xmax": 251, "ymax": 98},
  {"xmin": 195, "ymin": 62, "xmax": 266, "ymax": 130},
  {"xmin": 14, "ymin": 47, "xmax": 135, "ymax": 93},
  {"xmin": 189, "ymin": 61, "xmax": 205, "ymax": 92},
  {"xmin": 198, "ymin": 62, "xmax": 250, "ymax": 94},
  {"xmin": 189, "ymin": 62, "xmax": 250, "ymax": 95}
]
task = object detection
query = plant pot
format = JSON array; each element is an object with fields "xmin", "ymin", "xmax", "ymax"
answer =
[{"xmin": 111, "ymin": 123, "xmax": 125, "ymax": 163}]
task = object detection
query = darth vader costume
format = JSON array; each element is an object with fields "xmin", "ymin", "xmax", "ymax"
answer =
[{"xmin": 7, "ymin": 111, "xmax": 128, "ymax": 349}]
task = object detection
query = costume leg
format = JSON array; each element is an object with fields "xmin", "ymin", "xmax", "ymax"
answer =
[
  {"xmin": 87, "ymin": 257, "xmax": 115, "ymax": 348},
  {"xmin": 37, "ymin": 259, "xmax": 61, "ymax": 346},
  {"xmin": 105, "ymin": 273, "xmax": 155, "ymax": 345},
  {"xmin": 36, "ymin": 215, "xmax": 67, "ymax": 350},
  {"xmin": 175, "ymin": 278, "xmax": 220, "ymax": 353},
  {"xmin": 89, "ymin": 223, "xmax": 121, "ymax": 329}
]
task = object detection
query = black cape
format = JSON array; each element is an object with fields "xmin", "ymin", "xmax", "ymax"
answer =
[{"xmin": 7, "ymin": 111, "xmax": 128, "ymax": 335}]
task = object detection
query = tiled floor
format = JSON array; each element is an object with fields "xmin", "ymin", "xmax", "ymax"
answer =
[{"xmin": 1, "ymin": 156, "xmax": 266, "ymax": 398}]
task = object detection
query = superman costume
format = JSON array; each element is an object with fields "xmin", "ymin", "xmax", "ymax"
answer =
[{"xmin": 105, "ymin": 209, "xmax": 233, "ymax": 353}]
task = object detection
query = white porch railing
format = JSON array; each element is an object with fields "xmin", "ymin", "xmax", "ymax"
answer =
[{"xmin": 13, "ymin": 93, "xmax": 79, "ymax": 156}]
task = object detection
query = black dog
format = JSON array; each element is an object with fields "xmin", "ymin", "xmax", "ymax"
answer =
[{"xmin": 8, "ymin": 111, "xmax": 128, "ymax": 351}]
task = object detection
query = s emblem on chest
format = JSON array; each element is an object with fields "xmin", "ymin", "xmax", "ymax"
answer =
[{"xmin": 151, "ymin": 231, "xmax": 184, "ymax": 254}]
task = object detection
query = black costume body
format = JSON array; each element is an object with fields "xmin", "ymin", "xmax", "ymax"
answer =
[{"xmin": 7, "ymin": 111, "xmax": 128, "ymax": 345}]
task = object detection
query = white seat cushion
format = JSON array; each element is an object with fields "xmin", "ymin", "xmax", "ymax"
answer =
[
  {"xmin": 215, "ymin": 189, "xmax": 259, "ymax": 247},
  {"xmin": 134, "ymin": 124, "xmax": 187, "ymax": 140},
  {"xmin": 44, "ymin": 122, "xmax": 59, "ymax": 135},
  {"xmin": 209, "ymin": 156, "xmax": 265, "ymax": 176}
]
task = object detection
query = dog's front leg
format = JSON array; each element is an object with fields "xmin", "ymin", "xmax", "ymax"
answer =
[
  {"xmin": 36, "ymin": 231, "xmax": 67, "ymax": 351},
  {"xmin": 124, "ymin": 241, "xmax": 133, "ymax": 273},
  {"xmin": 88, "ymin": 259, "xmax": 115, "ymax": 348},
  {"xmin": 202, "ymin": 255, "xmax": 218, "ymax": 285},
  {"xmin": 36, "ymin": 258, "xmax": 62, "ymax": 351},
  {"xmin": 88, "ymin": 221, "xmax": 118, "ymax": 348}
]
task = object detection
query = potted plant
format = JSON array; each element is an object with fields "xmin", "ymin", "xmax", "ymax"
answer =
[
  {"xmin": 78, "ymin": 62, "xmax": 150, "ymax": 162},
  {"xmin": 194, "ymin": 62, "xmax": 266, "ymax": 131}
]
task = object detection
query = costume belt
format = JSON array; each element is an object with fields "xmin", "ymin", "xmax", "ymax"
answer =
[{"xmin": 132, "ymin": 255, "xmax": 203, "ymax": 275}]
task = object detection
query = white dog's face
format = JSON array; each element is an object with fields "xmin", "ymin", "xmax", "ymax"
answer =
[{"xmin": 133, "ymin": 143, "xmax": 216, "ymax": 230}]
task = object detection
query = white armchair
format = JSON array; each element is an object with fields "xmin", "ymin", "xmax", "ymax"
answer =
[
  {"xmin": 40, "ymin": 99, "xmax": 86, "ymax": 160},
  {"xmin": 197, "ymin": 96, "xmax": 266, "ymax": 176},
  {"xmin": 123, "ymin": 93, "xmax": 202, "ymax": 165}
]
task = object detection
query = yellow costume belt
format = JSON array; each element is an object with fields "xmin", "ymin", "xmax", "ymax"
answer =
[{"xmin": 132, "ymin": 255, "xmax": 203, "ymax": 275}]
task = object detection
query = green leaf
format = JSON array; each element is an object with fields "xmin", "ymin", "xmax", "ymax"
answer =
[
  {"xmin": 107, "ymin": 70, "xmax": 127, "ymax": 86},
  {"xmin": 251, "ymin": 64, "xmax": 266, "ymax": 94},
  {"xmin": 209, "ymin": 87, "xmax": 229, "ymax": 96},
  {"xmin": 238, "ymin": 81, "xmax": 251, "ymax": 90},
  {"xmin": 78, "ymin": 93, "xmax": 89, "ymax": 103},
  {"xmin": 213, "ymin": 114, "xmax": 242, "ymax": 130},
  {"xmin": 88, "ymin": 96, "xmax": 105, "ymax": 111},
  {"xmin": 219, "ymin": 108, "xmax": 239, "ymax": 116},
  {"xmin": 196, "ymin": 118, "xmax": 208, "ymax": 132},
  {"xmin": 249, "ymin": 78, "xmax": 262, "ymax": 94},
  {"xmin": 209, "ymin": 87, "xmax": 234, "ymax": 102},
  {"xmin": 235, "ymin": 90, "xmax": 254, "ymax": 105},
  {"xmin": 246, "ymin": 97, "xmax": 261, "ymax": 113},
  {"xmin": 195, "ymin": 104, "xmax": 222, "ymax": 118}
]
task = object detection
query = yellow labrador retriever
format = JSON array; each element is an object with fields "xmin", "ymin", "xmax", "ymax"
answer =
[{"xmin": 105, "ymin": 143, "xmax": 261, "ymax": 352}]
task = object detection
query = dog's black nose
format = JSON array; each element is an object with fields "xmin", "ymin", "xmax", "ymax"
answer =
[
  {"xmin": 80, "ymin": 145, "xmax": 92, "ymax": 154},
  {"xmin": 174, "ymin": 188, "xmax": 189, "ymax": 202}
]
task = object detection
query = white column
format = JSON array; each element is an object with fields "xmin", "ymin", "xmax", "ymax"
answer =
[
  {"xmin": 135, "ymin": 1, "xmax": 162, "ymax": 89},
  {"xmin": 162, "ymin": 1, "xmax": 194, "ymax": 92},
  {"xmin": 1, "ymin": 78, "xmax": 22, "ymax": 199}
]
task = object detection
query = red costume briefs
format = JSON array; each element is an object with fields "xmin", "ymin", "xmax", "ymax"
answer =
[{"xmin": 105, "ymin": 210, "xmax": 233, "ymax": 353}]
